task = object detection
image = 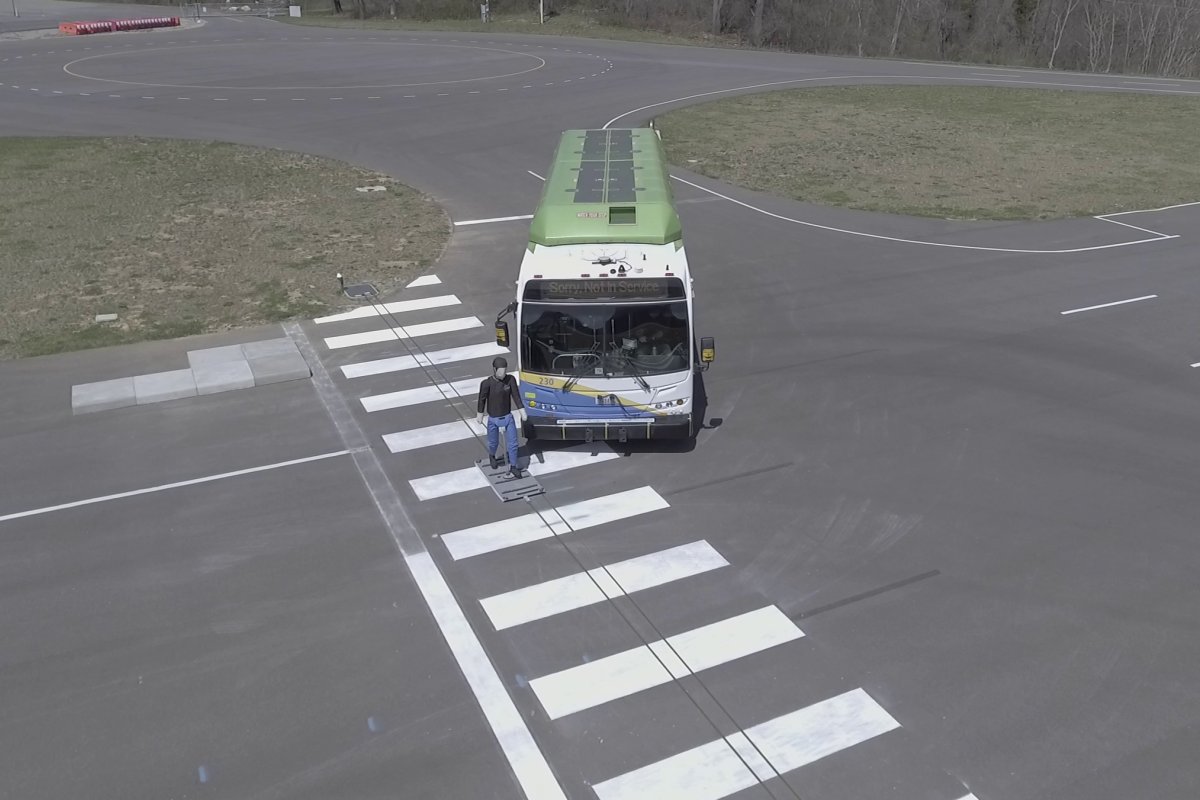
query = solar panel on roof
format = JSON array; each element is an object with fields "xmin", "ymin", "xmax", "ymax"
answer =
[
  {"xmin": 607, "ymin": 160, "xmax": 637, "ymax": 202},
  {"xmin": 582, "ymin": 131, "xmax": 607, "ymax": 160},
  {"xmin": 609, "ymin": 130, "xmax": 633, "ymax": 159},
  {"xmin": 574, "ymin": 161, "xmax": 606, "ymax": 203}
]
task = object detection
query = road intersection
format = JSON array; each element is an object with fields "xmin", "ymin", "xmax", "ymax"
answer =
[{"xmin": 2, "ymin": 8, "xmax": 1199, "ymax": 799}]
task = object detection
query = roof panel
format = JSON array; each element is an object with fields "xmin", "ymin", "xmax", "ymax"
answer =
[{"xmin": 529, "ymin": 129, "xmax": 682, "ymax": 247}]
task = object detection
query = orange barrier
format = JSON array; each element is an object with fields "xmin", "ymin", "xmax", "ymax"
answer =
[{"xmin": 59, "ymin": 16, "xmax": 179, "ymax": 35}]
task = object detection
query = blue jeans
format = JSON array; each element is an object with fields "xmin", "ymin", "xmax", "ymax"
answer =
[{"xmin": 486, "ymin": 413, "xmax": 519, "ymax": 468}]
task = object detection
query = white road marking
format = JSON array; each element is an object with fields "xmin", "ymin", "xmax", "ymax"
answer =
[
  {"xmin": 1060, "ymin": 294, "xmax": 1157, "ymax": 315},
  {"xmin": 529, "ymin": 606, "xmax": 802, "ymax": 719},
  {"xmin": 592, "ymin": 688, "xmax": 899, "ymax": 800},
  {"xmin": 1190, "ymin": 362, "xmax": 1200, "ymax": 368},
  {"xmin": 528, "ymin": 170, "xmax": 546, "ymax": 181},
  {"xmin": 1101, "ymin": 200, "xmax": 1200, "ymax": 216},
  {"xmin": 406, "ymin": 274, "xmax": 441, "ymax": 288},
  {"xmin": 1093, "ymin": 215, "xmax": 1169, "ymax": 236},
  {"xmin": 480, "ymin": 540, "xmax": 727, "ymax": 629},
  {"xmin": 0, "ymin": 450, "xmax": 350, "ymax": 524},
  {"xmin": 322, "ymin": 316, "xmax": 482, "ymax": 350},
  {"xmin": 1121, "ymin": 80, "xmax": 1180, "ymax": 87},
  {"xmin": 314, "ymin": 295, "xmax": 460, "ymax": 324},
  {"xmin": 673, "ymin": 175, "xmax": 1178, "ymax": 254},
  {"xmin": 284, "ymin": 324, "xmax": 566, "ymax": 800},
  {"xmin": 955, "ymin": 795, "xmax": 980, "ymax": 800},
  {"xmin": 603, "ymin": 79, "xmax": 1189, "ymax": 253},
  {"xmin": 441, "ymin": 486, "xmax": 668, "ymax": 560},
  {"xmin": 410, "ymin": 444, "xmax": 620, "ymax": 501},
  {"xmin": 362, "ymin": 377, "xmax": 478, "ymax": 413},
  {"xmin": 383, "ymin": 419, "xmax": 483, "ymax": 454},
  {"xmin": 341, "ymin": 341, "xmax": 507, "ymax": 379},
  {"xmin": 455, "ymin": 214, "xmax": 535, "ymax": 226}
]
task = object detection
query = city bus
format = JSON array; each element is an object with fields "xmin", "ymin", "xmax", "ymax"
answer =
[{"xmin": 494, "ymin": 127, "xmax": 714, "ymax": 442}]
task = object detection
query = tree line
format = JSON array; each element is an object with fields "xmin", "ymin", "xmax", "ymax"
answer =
[{"xmin": 362, "ymin": 0, "xmax": 1200, "ymax": 77}]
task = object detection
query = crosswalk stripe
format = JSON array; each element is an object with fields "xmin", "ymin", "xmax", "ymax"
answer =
[
  {"xmin": 480, "ymin": 540, "xmax": 728, "ymax": 630},
  {"xmin": 592, "ymin": 688, "xmax": 900, "ymax": 800},
  {"xmin": 410, "ymin": 444, "xmax": 619, "ymax": 501},
  {"xmin": 441, "ymin": 486, "xmax": 667, "ymax": 561},
  {"xmin": 341, "ymin": 342, "xmax": 507, "ymax": 379},
  {"xmin": 362, "ymin": 378, "xmax": 479, "ymax": 413},
  {"xmin": 383, "ymin": 419, "xmax": 483, "ymax": 454},
  {"xmin": 529, "ymin": 606, "xmax": 802, "ymax": 719},
  {"xmin": 313, "ymin": 294, "xmax": 459, "ymax": 324},
  {"xmin": 955, "ymin": 795, "xmax": 979, "ymax": 800},
  {"xmin": 324, "ymin": 316, "xmax": 482, "ymax": 350},
  {"xmin": 407, "ymin": 274, "xmax": 441, "ymax": 288}
]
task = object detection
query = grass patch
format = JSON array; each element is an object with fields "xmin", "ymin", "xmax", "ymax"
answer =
[
  {"xmin": 0, "ymin": 137, "xmax": 449, "ymax": 360},
  {"xmin": 281, "ymin": 8, "xmax": 735, "ymax": 48},
  {"xmin": 655, "ymin": 86, "xmax": 1200, "ymax": 220}
]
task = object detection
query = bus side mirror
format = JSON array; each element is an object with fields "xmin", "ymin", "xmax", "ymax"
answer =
[
  {"xmin": 495, "ymin": 320, "xmax": 510, "ymax": 348},
  {"xmin": 700, "ymin": 336, "xmax": 715, "ymax": 366}
]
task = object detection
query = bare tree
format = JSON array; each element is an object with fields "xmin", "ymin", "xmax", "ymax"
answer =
[
  {"xmin": 1045, "ymin": 0, "xmax": 1081, "ymax": 69},
  {"xmin": 1081, "ymin": 0, "xmax": 1115, "ymax": 72},
  {"xmin": 889, "ymin": 0, "xmax": 909, "ymax": 56}
]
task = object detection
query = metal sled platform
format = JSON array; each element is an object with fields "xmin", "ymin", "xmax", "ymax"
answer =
[{"xmin": 475, "ymin": 459, "xmax": 546, "ymax": 502}]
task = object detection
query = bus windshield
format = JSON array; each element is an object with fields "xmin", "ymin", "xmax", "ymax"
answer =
[{"xmin": 520, "ymin": 302, "xmax": 690, "ymax": 378}]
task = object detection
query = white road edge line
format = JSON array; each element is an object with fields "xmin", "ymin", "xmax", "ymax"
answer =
[
  {"xmin": 1060, "ymin": 295, "xmax": 1157, "ymax": 315},
  {"xmin": 1101, "ymin": 200, "xmax": 1200, "ymax": 216},
  {"xmin": 282, "ymin": 322, "xmax": 567, "ymax": 800},
  {"xmin": 455, "ymin": 214, "xmax": 535, "ymax": 227},
  {"xmin": 1093, "ymin": 215, "xmax": 1169, "ymax": 237},
  {"xmin": 672, "ymin": 175, "xmax": 1178, "ymax": 254},
  {"xmin": 0, "ymin": 450, "xmax": 350, "ymax": 524},
  {"xmin": 603, "ymin": 77, "xmax": 1191, "ymax": 253}
]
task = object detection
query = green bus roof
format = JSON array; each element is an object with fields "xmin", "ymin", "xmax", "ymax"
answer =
[{"xmin": 528, "ymin": 129, "xmax": 683, "ymax": 248}]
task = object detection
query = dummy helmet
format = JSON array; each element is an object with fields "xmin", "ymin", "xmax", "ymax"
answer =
[{"xmin": 492, "ymin": 356, "xmax": 508, "ymax": 370}]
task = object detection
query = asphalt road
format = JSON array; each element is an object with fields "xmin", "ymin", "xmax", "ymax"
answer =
[{"xmin": 2, "ymin": 7, "xmax": 1200, "ymax": 800}]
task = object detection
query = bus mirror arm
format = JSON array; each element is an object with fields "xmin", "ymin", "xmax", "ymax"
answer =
[
  {"xmin": 497, "ymin": 300, "xmax": 517, "ymax": 320},
  {"xmin": 494, "ymin": 302, "xmax": 517, "ymax": 349}
]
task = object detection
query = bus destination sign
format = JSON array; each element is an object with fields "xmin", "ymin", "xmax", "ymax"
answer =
[{"xmin": 524, "ymin": 277, "xmax": 684, "ymax": 302}]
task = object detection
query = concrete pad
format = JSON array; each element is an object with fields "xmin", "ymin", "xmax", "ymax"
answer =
[
  {"xmin": 71, "ymin": 377, "xmax": 136, "ymax": 414},
  {"xmin": 248, "ymin": 351, "xmax": 311, "ymax": 386},
  {"xmin": 187, "ymin": 344, "xmax": 249, "ymax": 368},
  {"xmin": 133, "ymin": 369, "xmax": 198, "ymax": 405},
  {"xmin": 192, "ymin": 359, "xmax": 256, "ymax": 395},
  {"xmin": 241, "ymin": 337, "xmax": 300, "ymax": 360}
]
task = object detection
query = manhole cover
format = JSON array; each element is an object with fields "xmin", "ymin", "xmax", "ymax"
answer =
[{"xmin": 343, "ymin": 282, "xmax": 378, "ymax": 300}]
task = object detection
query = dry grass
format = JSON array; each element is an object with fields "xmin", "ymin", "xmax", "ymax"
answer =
[
  {"xmin": 0, "ymin": 137, "xmax": 448, "ymax": 359},
  {"xmin": 656, "ymin": 85, "xmax": 1200, "ymax": 220},
  {"xmin": 281, "ymin": 8, "xmax": 738, "ymax": 48}
]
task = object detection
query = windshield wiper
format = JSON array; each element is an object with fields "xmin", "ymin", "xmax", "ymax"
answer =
[
  {"xmin": 613, "ymin": 350, "xmax": 651, "ymax": 392},
  {"xmin": 562, "ymin": 356, "xmax": 600, "ymax": 392}
]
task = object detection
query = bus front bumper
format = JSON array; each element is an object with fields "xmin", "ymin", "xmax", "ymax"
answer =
[{"xmin": 527, "ymin": 414, "xmax": 692, "ymax": 441}]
